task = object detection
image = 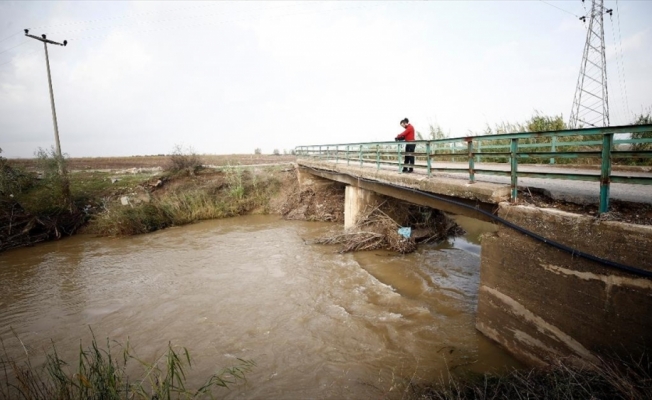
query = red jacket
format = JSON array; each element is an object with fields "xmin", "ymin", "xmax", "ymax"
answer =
[{"xmin": 396, "ymin": 124, "xmax": 415, "ymax": 141}]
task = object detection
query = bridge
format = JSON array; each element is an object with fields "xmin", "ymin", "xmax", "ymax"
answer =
[{"xmin": 294, "ymin": 124, "xmax": 652, "ymax": 367}]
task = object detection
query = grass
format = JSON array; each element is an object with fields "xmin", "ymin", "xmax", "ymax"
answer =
[
  {"xmin": 15, "ymin": 171, "xmax": 154, "ymax": 216},
  {"xmin": 413, "ymin": 354, "xmax": 652, "ymax": 400},
  {"xmin": 0, "ymin": 330, "xmax": 254, "ymax": 400},
  {"xmin": 87, "ymin": 167, "xmax": 284, "ymax": 236},
  {"xmin": 1, "ymin": 155, "xmax": 287, "ymax": 250}
]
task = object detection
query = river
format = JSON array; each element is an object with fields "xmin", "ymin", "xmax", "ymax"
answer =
[{"xmin": 0, "ymin": 215, "xmax": 520, "ymax": 398}]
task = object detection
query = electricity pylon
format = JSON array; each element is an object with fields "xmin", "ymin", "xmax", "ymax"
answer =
[{"xmin": 569, "ymin": 0, "xmax": 612, "ymax": 128}]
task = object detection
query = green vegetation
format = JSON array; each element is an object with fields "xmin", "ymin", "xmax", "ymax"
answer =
[
  {"xmin": 1, "ymin": 331, "xmax": 254, "ymax": 399},
  {"xmin": 470, "ymin": 112, "xmax": 576, "ymax": 164},
  {"xmin": 1, "ymin": 144, "xmax": 287, "ymax": 250},
  {"xmin": 415, "ymin": 354, "xmax": 652, "ymax": 400},
  {"xmin": 629, "ymin": 111, "xmax": 652, "ymax": 166},
  {"xmin": 0, "ymin": 148, "xmax": 33, "ymax": 198},
  {"xmin": 167, "ymin": 144, "xmax": 203, "ymax": 175},
  {"xmin": 87, "ymin": 166, "xmax": 283, "ymax": 236}
]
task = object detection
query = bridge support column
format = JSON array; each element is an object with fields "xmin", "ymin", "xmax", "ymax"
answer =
[{"xmin": 344, "ymin": 186, "xmax": 381, "ymax": 229}]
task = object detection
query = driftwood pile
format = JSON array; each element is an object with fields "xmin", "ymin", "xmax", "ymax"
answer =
[
  {"xmin": 0, "ymin": 199, "xmax": 85, "ymax": 253},
  {"xmin": 314, "ymin": 200, "xmax": 464, "ymax": 254}
]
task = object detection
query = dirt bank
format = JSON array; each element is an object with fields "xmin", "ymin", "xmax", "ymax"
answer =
[{"xmin": 276, "ymin": 167, "xmax": 464, "ymax": 253}]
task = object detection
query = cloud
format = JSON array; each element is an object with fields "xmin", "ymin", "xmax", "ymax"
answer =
[{"xmin": 1, "ymin": 1, "xmax": 651, "ymax": 158}]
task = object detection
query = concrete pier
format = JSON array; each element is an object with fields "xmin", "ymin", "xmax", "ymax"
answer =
[{"xmin": 344, "ymin": 186, "xmax": 380, "ymax": 229}]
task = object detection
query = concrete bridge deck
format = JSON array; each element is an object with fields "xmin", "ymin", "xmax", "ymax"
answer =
[{"xmin": 298, "ymin": 158, "xmax": 652, "ymax": 207}]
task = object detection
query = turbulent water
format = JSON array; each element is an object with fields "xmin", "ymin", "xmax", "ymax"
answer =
[{"xmin": 0, "ymin": 215, "xmax": 520, "ymax": 398}]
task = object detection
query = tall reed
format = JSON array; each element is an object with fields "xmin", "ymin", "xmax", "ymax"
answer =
[{"xmin": 1, "ymin": 331, "xmax": 254, "ymax": 400}]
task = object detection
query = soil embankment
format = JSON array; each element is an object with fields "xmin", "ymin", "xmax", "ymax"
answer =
[
  {"xmin": 1, "ymin": 155, "xmax": 463, "ymax": 253},
  {"xmin": 1, "ymin": 157, "xmax": 296, "ymax": 251}
]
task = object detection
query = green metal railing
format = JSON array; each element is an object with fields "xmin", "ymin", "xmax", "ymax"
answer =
[{"xmin": 295, "ymin": 124, "xmax": 652, "ymax": 214}]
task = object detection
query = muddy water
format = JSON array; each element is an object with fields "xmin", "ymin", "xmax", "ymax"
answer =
[{"xmin": 0, "ymin": 215, "xmax": 520, "ymax": 398}]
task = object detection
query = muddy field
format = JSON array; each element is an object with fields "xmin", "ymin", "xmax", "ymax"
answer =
[{"xmin": 8, "ymin": 154, "xmax": 296, "ymax": 170}]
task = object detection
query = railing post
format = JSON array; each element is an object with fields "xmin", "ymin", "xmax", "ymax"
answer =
[
  {"xmin": 335, "ymin": 145, "xmax": 339, "ymax": 164},
  {"xmin": 550, "ymin": 136, "xmax": 557, "ymax": 164},
  {"xmin": 376, "ymin": 145, "xmax": 380, "ymax": 171},
  {"xmin": 426, "ymin": 142, "xmax": 432, "ymax": 177},
  {"xmin": 599, "ymin": 133, "xmax": 613, "ymax": 214},
  {"xmin": 359, "ymin": 144, "xmax": 363, "ymax": 167},
  {"xmin": 318, "ymin": 145, "xmax": 322, "ymax": 160},
  {"xmin": 468, "ymin": 139, "xmax": 475, "ymax": 183},
  {"xmin": 346, "ymin": 145, "xmax": 350, "ymax": 166},
  {"xmin": 397, "ymin": 142, "xmax": 402, "ymax": 172},
  {"xmin": 477, "ymin": 141, "xmax": 482, "ymax": 163},
  {"xmin": 510, "ymin": 138, "xmax": 518, "ymax": 202}
]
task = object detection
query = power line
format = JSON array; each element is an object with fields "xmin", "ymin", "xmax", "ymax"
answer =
[
  {"xmin": 614, "ymin": 0, "xmax": 631, "ymax": 120},
  {"xmin": 0, "ymin": 31, "xmax": 21, "ymax": 44},
  {"xmin": 0, "ymin": 49, "xmax": 39, "ymax": 68},
  {"xmin": 608, "ymin": 11, "xmax": 626, "ymax": 124},
  {"xmin": 538, "ymin": 0, "xmax": 580, "ymax": 18},
  {"xmin": 0, "ymin": 40, "xmax": 28, "ymax": 56}
]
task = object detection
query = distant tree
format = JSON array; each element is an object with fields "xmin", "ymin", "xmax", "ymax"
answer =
[
  {"xmin": 526, "ymin": 112, "xmax": 566, "ymax": 132},
  {"xmin": 272, "ymin": 149, "xmax": 280, "ymax": 156},
  {"xmin": 417, "ymin": 124, "xmax": 448, "ymax": 140},
  {"xmin": 254, "ymin": 148, "xmax": 262, "ymax": 155},
  {"xmin": 631, "ymin": 110, "xmax": 652, "ymax": 153},
  {"xmin": 629, "ymin": 110, "xmax": 652, "ymax": 166},
  {"xmin": 428, "ymin": 124, "xmax": 448, "ymax": 140},
  {"xmin": 479, "ymin": 112, "xmax": 566, "ymax": 135}
]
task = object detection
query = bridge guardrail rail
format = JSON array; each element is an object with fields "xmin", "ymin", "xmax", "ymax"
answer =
[{"xmin": 295, "ymin": 124, "xmax": 652, "ymax": 214}]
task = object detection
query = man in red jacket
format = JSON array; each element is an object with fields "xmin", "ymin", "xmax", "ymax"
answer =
[{"xmin": 395, "ymin": 117, "xmax": 415, "ymax": 173}]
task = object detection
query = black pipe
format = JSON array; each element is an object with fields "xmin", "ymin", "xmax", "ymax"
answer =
[{"xmin": 302, "ymin": 165, "xmax": 652, "ymax": 279}]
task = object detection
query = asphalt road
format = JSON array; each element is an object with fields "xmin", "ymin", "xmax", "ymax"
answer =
[{"xmin": 435, "ymin": 162, "xmax": 652, "ymax": 206}]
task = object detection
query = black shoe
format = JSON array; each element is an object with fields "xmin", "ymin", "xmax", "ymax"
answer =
[
  {"xmin": 402, "ymin": 168, "xmax": 408, "ymax": 173},
  {"xmin": 408, "ymin": 168, "xmax": 413, "ymax": 172}
]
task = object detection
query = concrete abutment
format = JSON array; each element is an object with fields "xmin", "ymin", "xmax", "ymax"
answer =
[{"xmin": 477, "ymin": 204, "xmax": 652, "ymax": 366}]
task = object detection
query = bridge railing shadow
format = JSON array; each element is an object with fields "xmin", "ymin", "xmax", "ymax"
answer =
[{"xmin": 295, "ymin": 124, "xmax": 652, "ymax": 214}]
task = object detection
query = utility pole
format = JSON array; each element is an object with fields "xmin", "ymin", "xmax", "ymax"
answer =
[
  {"xmin": 568, "ymin": 0, "xmax": 612, "ymax": 128},
  {"xmin": 24, "ymin": 29, "xmax": 72, "ymax": 205}
]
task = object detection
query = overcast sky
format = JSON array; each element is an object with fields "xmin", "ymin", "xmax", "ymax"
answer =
[{"xmin": 1, "ymin": 1, "xmax": 650, "ymax": 158}]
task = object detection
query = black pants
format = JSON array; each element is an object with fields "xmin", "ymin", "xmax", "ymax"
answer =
[{"xmin": 404, "ymin": 143, "xmax": 415, "ymax": 171}]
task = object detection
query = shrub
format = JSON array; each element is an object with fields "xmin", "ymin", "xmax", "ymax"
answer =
[
  {"xmin": 167, "ymin": 144, "xmax": 203, "ymax": 174},
  {"xmin": 0, "ymin": 149, "xmax": 35, "ymax": 197},
  {"xmin": 631, "ymin": 111, "xmax": 652, "ymax": 153}
]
